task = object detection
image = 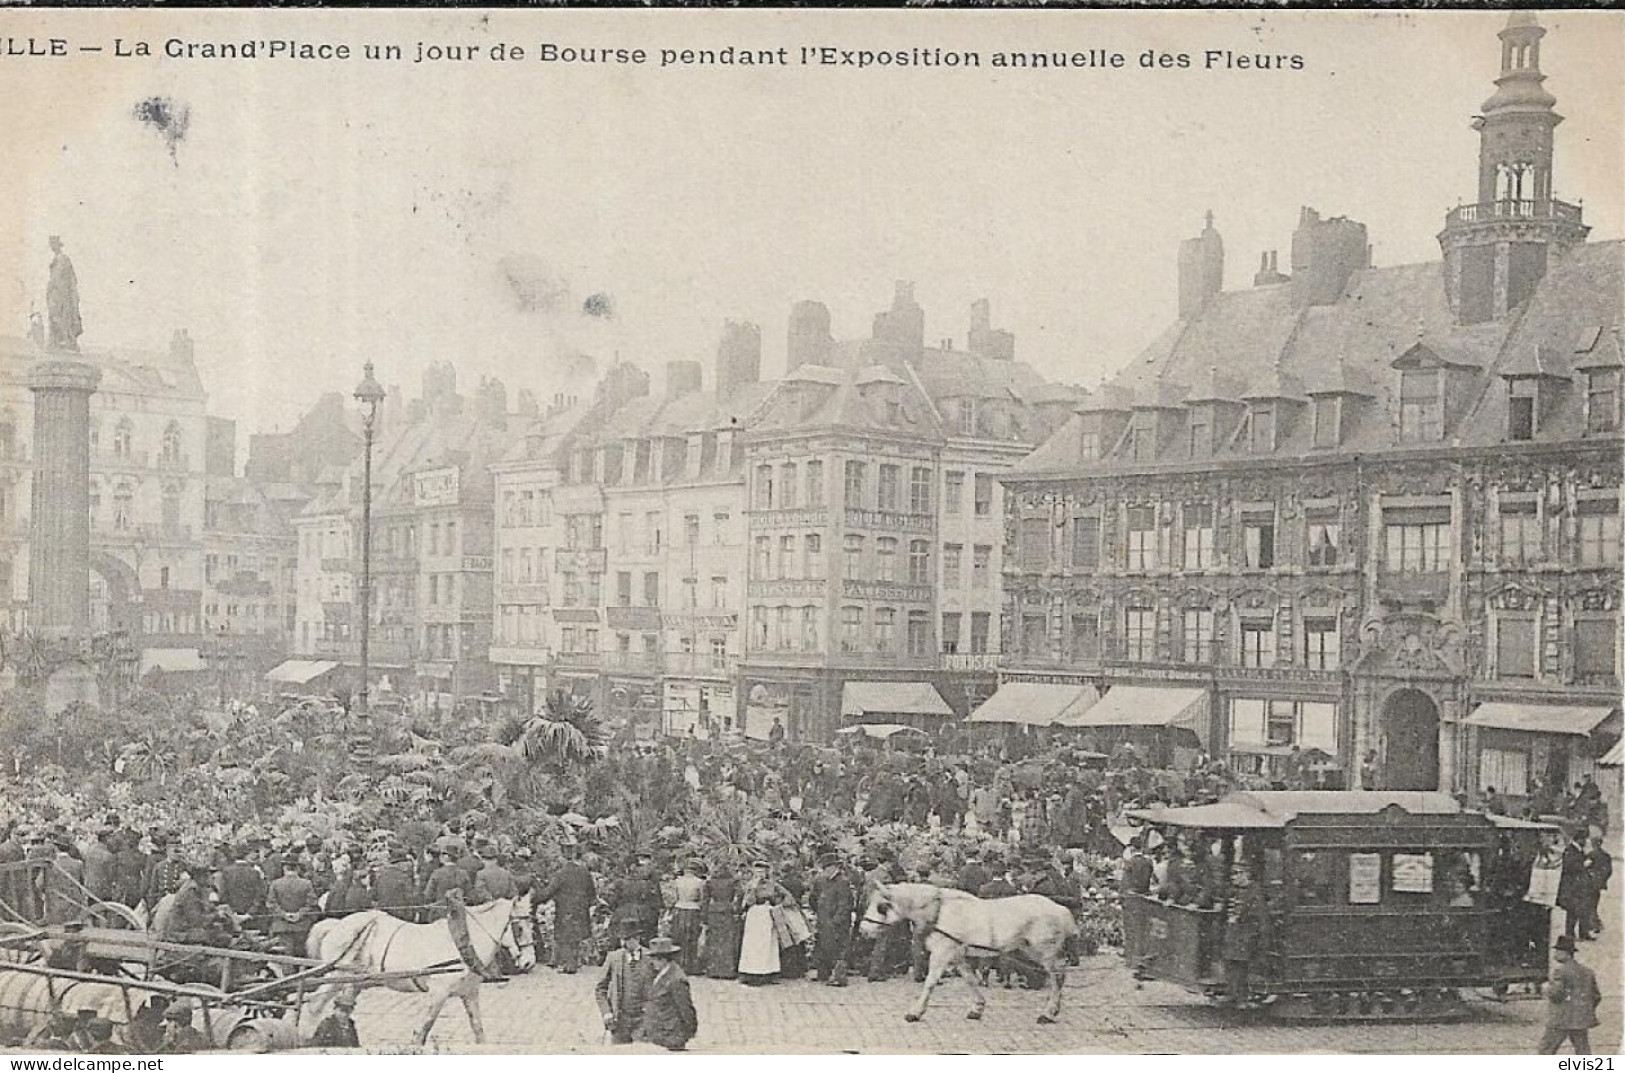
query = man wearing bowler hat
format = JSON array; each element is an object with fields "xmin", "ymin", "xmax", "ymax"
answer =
[
  {"xmin": 637, "ymin": 937, "xmax": 698, "ymax": 1051},
  {"xmin": 1537, "ymin": 935, "xmax": 1601, "ymax": 1054}
]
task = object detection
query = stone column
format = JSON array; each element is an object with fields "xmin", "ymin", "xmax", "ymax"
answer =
[{"xmin": 27, "ymin": 357, "xmax": 101, "ymax": 639}]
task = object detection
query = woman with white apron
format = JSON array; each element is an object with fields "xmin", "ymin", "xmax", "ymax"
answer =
[{"xmin": 737, "ymin": 860, "xmax": 791, "ymax": 985}]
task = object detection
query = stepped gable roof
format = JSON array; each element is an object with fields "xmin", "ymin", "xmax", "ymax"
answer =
[{"xmin": 1458, "ymin": 240, "xmax": 1624, "ymax": 447}]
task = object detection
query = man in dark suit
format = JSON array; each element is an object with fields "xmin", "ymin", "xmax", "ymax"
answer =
[
  {"xmin": 811, "ymin": 852, "xmax": 854, "ymax": 985},
  {"xmin": 1537, "ymin": 935, "xmax": 1600, "ymax": 1054},
  {"xmin": 535, "ymin": 843, "xmax": 595, "ymax": 973},
  {"xmin": 1581, "ymin": 837, "xmax": 1611, "ymax": 941},
  {"xmin": 637, "ymin": 937, "xmax": 698, "ymax": 1051},
  {"xmin": 1556, "ymin": 834, "xmax": 1593, "ymax": 940}
]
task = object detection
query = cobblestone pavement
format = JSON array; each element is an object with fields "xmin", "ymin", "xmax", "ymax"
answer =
[{"xmin": 352, "ymin": 924, "xmax": 1621, "ymax": 1056}]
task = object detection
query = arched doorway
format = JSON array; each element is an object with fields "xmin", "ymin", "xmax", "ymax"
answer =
[
  {"xmin": 1382, "ymin": 687, "xmax": 1441, "ymax": 790},
  {"xmin": 89, "ymin": 552, "xmax": 141, "ymax": 636}
]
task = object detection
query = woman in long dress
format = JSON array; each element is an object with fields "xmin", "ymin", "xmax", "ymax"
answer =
[
  {"xmin": 699, "ymin": 861, "xmax": 742, "ymax": 979},
  {"xmin": 737, "ymin": 860, "xmax": 790, "ymax": 985}
]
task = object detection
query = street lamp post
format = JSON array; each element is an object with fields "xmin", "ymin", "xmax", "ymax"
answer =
[{"xmin": 353, "ymin": 363, "xmax": 386, "ymax": 717}]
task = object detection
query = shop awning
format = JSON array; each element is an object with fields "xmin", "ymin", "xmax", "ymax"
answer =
[
  {"xmin": 264, "ymin": 659, "xmax": 340, "ymax": 685},
  {"xmin": 835, "ymin": 723, "xmax": 929, "ymax": 741},
  {"xmin": 1073, "ymin": 685, "xmax": 1207, "ymax": 731},
  {"xmin": 1464, "ymin": 702, "xmax": 1616, "ymax": 736},
  {"xmin": 139, "ymin": 648, "xmax": 205, "ymax": 675},
  {"xmin": 968, "ymin": 682, "xmax": 1099, "ymax": 726},
  {"xmin": 1600, "ymin": 740, "xmax": 1623, "ymax": 768},
  {"xmin": 841, "ymin": 681, "xmax": 953, "ymax": 720}
]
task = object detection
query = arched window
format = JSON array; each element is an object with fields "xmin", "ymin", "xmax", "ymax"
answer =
[
  {"xmin": 113, "ymin": 419, "xmax": 134, "ymax": 459},
  {"xmin": 161, "ymin": 482, "xmax": 182, "ymax": 533},
  {"xmin": 161, "ymin": 422, "xmax": 183, "ymax": 464}
]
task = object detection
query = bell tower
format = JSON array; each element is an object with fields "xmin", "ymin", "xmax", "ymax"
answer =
[{"xmin": 1438, "ymin": 13, "xmax": 1588, "ymax": 326}]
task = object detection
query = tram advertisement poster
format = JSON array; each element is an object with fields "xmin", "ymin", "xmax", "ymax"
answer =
[
  {"xmin": 1390, "ymin": 852, "xmax": 1434, "ymax": 894},
  {"xmin": 1525, "ymin": 865, "xmax": 1561, "ymax": 907},
  {"xmin": 1347, "ymin": 852, "xmax": 1382, "ymax": 904}
]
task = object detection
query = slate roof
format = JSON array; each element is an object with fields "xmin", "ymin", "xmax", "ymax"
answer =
[
  {"xmin": 1010, "ymin": 240, "xmax": 1624, "ymax": 479},
  {"xmin": 0, "ymin": 334, "xmax": 208, "ymax": 400}
]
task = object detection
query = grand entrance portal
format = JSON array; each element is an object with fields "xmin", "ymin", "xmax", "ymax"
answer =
[{"xmin": 1382, "ymin": 687, "xmax": 1441, "ymax": 790}]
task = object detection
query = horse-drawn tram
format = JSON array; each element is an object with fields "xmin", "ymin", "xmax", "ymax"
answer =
[{"xmin": 1121, "ymin": 791, "xmax": 1555, "ymax": 1020}]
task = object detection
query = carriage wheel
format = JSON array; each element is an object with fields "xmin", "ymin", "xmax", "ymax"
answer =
[{"xmin": 87, "ymin": 901, "xmax": 145, "ymax": 931}]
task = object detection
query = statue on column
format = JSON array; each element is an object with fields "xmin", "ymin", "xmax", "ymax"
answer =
[{"xmin": 47, "ymin": 236, "xmax": 83, "ymax": 352}]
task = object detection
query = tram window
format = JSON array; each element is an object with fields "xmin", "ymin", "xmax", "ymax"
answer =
[{"xmin": 1294, "ymin": 851, "xmax": 1340, "ymax": 905}]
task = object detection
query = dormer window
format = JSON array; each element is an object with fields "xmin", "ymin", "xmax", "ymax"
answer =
[
  {"xmin": 1586, "ymin": 369, "xmax": 1620, "ymax": 434},
  {"xmin": 1248, "ymin": 403, "xmax": 1276, "ymax": 453},
  {"xmin": 1130, "ymin": 414, "xmax": 1157, "ymax": 461},
  {"xmin": 1399, "ymin": 369, "xmax": 1443, "ymax": 442},
  {"xmin": 1312, "ymin": 396, "xmax": 1341, "ymax": 449},
  {"xmin": 1507, "ymin": 379, "xmax": 1538, "ymax": 441},
  {"xmin": 1188, "ymin": 406, "xmax": 1212, "ymax": 459},
  {"xmin": 955, "ymin": 398, "xmax": 976, "ymax": 436},
  {"xmin": 1079, "ymin": 414, "xmax": 1102, "ymax": 461}
]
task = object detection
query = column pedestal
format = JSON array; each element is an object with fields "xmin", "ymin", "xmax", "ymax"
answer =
[{"xmin": 27, "ymin": 357, "xmax": 101, "ymax": 641}]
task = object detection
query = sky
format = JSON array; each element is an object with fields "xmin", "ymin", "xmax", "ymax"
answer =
[{"xmin": 3, "ymin": 9, "xmax": 1622, "ymax": 438}]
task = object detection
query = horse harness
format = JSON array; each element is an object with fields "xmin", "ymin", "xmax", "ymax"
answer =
[{"xmin": 866, "ymin": 888, "xmax": 1006, "ymax": 956}]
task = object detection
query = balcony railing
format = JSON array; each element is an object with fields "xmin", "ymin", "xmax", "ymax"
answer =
[
  {"xmin": 602, "ymin": 650, "xmax": 663, "ymax": 675},
  {"xmin": 664, "ymin": 651, "xmax": 739, "ymax": 677},
  {"xmin": 940, "ymin": 652, "xmax": 1002, "ymax": 672},
  {"xmin": 1445, "ymin": 198, "xmax": 1584, "ymax": 228}
]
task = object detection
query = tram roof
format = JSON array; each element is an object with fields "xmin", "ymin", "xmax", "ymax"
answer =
[{"xmin": 1127, "ymin": 790, "xmax": 1464, "ymax": 830}]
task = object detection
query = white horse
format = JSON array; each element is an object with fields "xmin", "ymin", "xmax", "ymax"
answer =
[
  {"xmin": 306, "ymin": 898, "xmax": 519, "ymax": 1046},
  {"xmin": 859, "ymin": 882, "xmax": 1077, "ymax": 1024}
]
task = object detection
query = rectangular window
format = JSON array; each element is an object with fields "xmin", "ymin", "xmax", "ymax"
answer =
[
  {"xmin": 1240, "ymin": 618, "xmax": 1276, "ymax": 668},
  {"xmin": 1266, "ymin": 700, "xmax": 1296, "ymax": 747},
  {"xmin": 1479, "ymin": 747, "xmax": 1529, "ymax": 798},
  {"xmin": 1499, "ymin": 502, "xmax": 1541, "ymax": 565},
  {"xmin": 943, "ymin": 543, "xmax": 963, "ymax": 588},
  {"xmin": 1508, "ymin": 380, "xmax": 1537, "ymax": 441},
  {"xmin": 1189, "ymin": 408, "xmax": 1212, "ymax": 459},
  {"xmin": 876, "ymin": 537, "xmax": 898, "ymax": 582},
  {"xmin": 873, "ymin": 608, "xmax": 896, "ymax": 652},
  {"xmin": 563, "ymin": 571, "xmax": 581, "ymax": 607},
  {"xmin": 1312, "ymin": 396, "xmax": 1340, "ymax": 449},
  {"xmin": 1072, "ymin": 513, "xmax": 1100, "ymax": 569},
  {"xmin": 1304, "ymin": 617, "xmax": 1340, "ymax": 671},
  {"xmin": 1242, "ymin": 511, "xmax": 1276, "ymax": 570},
  {"xmin": 844, "ymin": 535, "xmax": 864, "ymax": 578},
  {"xmin": 1125, "ymin": 608, "xmax": 1156, "ymax": 662},
  {"xmin": 1182, "ymin": 504, "xmax": 1214, "ymax": 570},
  {"xmin": 751, "ymin": 607, "xmax": 768, "ymax": 650},
  {"xmin": 1021, "ymin": 613, "xmax": 1047, "ymax": 657},
  {"xmin": 1230, "ymin": 698, "xmax": 1267, "ymax": 747},
  {"xmin": 844, "ymin": 461, "xmax": 866, "ymax": 508},
  {"xmin": 1399, "ymin": 369, "xmax": 1444, "ymax": 442},
  {"xmin": 1250, "ymin": 404, "xmax": 1275, "ymax": 453},
  {"xmin": 841, "ymin": 606, "xmax": 863, "ymax": 652},
  {"xmin": 779, "ymin": 463, "xmax": 799, "ymax": 508},
  {"xmin": 805, "ymin": 534, "xmax": 824, "ymax": 579},
  {"xmin": 944, "ymin": 471, "xmax": 965, "ymax": 514},
  {"xmin": 753, "ymin": 537, "xmax": 772, "ymax": 579},
  {"xmin": 682, "ymin": 578, "xmax": 698, "ymax": 610},
  {"xmin": 1575, "ymin": 619, "xmax": 1616, "ymax": 679},
  {"xmin": 617, "ymin": 513, "xmax": 633, "ymax": 554},
  {"xmin": 684, "ymin": 514, "xmax": 700, "ymax": 547},
  {"xmin": 1384, "ymin": 507, "xmax": 1451, "ymax": 573},
  {"xmin": 645, "ymin": 512, "xmax": 662, "ymax": 554},
  {"xmin": 803, "ymin": 607, "xmax": 821, "ymax": 652},
  {"xmin": 586, "ymin": 573, "xmax": 602, "ymax": 605},
  {"xmin": 1578, "ymin": 500, "xmax": 1621, "ymax": 566},
  {"xmin": 1126, "ymin": 506, "xmax": 1158, "ymax": 571},
  {"xmin": 779, "ymin": 535, "xmax": 798, "ymax": 580},
  {"xmin": 974, "ymin": 474, "xmax": 993, "ymax": 516},
  {"xmin": 805, "ymin": 461, "xmax": 824, "ymax": 507},
  {"xmin": 713, "ymin": 511, "xmax": 730, "ymax": 546},
  {"xmin": 907, "ymin": 611, "xmax": 931, "ymax": 657},
  {"xmin": 908, "ymin": 540, "xmax": 930, "ymax": 584},
  {"xmin": 616, "ymin": 571, "xmax": 632, "ymax": 606},
  {"xmin": 910, "ymin": 467, "xmax": 932, "ymax": 514},
  {"xmin": 755, "ymin": 465, "xmax": 774, "ymax": 510},
  {"xmin": 1307, "ymin": 513, "xmax": 1341, "ymax": 568},
  {"xmin": 1130, "ymin": 415, "xmax": 1156, "ymax": 461},
  {"xmin": 711, "ymin": 576, "xmax": 728, "ymax": 610},
  {"xmin": 969, "ymin": 612, "xmax": 990, "ymax": 654},
  {"xmin": 1497, "ymin": 616, "xmax": 1536, "ymax": 678},
  {"xmin": 972, "ymin": 545, "xmax": 991, "ymax": 589},
  {"xmin": 1070, "ymin": 613, "xmax": 1100, "ymax": 661},
  {"xmin": 1182, "ymin": 609, "xmax": 1214, "ymax": 663},
  {"xmin": 878, "ymin": 465, "xmax": 901, "ymax": 511},
  {"xmin": 775, "ymin": 606, "xmax": 792, "ymax": 651},
  {"xmin": 642, "ymin": 571, "xmax": 660, "ymax": 607},
  {"xmin": 1586, "ymin": 369, "xmax": 1620, "ymax": 434},
  {"xmin": 1018, "ymin": 516, "xmax": 1049, "ymax": 571},
  {"xmin": 941, "ymin": 611, "xmax": 963, "ymax": 653}
]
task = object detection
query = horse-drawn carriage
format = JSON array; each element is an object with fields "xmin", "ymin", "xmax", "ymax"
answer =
[{"xmin": 1121, "ymin": 790, "xmax": 1557, "ymax": 1020}]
